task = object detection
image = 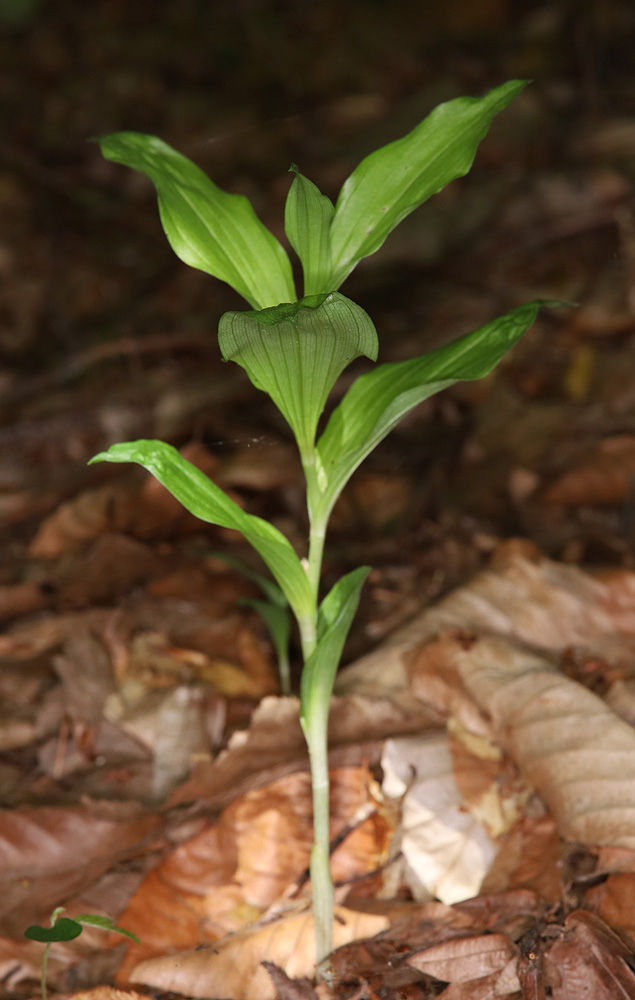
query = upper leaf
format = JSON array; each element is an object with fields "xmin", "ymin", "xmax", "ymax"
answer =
[
  {"xmin": 315, "ymin": 301, "xmax": 548, "ymax": 520},
  {"xmin": 88, "ymin": 441, "xmax": 313, "ymax": 622},
  {"xmin": 328, "ymin": 80, "xmax": 528, "ymax": 289},
  {"xmin": 284, "ymin": 166, "xmax": 335, "ymax": 296},
  {"xmin": 218, "ymin": 292, "xmax": 378, "ymax": 455},
  {"xmin": 99, "ymin": 132, "xmax": 296, "ymax": 309}
]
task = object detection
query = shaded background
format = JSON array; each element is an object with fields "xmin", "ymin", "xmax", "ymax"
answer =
[{"xmin": 2, "ymin": 0, "xmax": 635, "ymax": 622}]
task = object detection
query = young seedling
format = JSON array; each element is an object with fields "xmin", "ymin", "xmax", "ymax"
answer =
[
  {"xmin": 25, "ymin": 907, "xmax": 140, "ymax": 1000},
  {"xmin": 90, "ymin": 80, "xmax": 552, "ymax": 965}
]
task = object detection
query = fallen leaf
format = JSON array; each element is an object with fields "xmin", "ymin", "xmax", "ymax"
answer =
[
  {"xmin": 408, "ymin": 932, "xmax": 520, "ymax": 991},
  {"xmin": 543, "ymin": 910, "xmax": 635, "ymax": 999},
  {"xmin": 381, "ymin": 734, "xmax": 496, "ymax": 904},
  {"xmin": 129, "ymin": 906, "xmax": 388, "ymax": 1000},
  {"xmin": 0, "ymin": 804, "xmax": 161, "ymax": 934}
]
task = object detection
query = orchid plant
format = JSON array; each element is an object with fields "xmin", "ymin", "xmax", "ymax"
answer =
[{"xmin": 90, "ymin": 79, "xmax": 549, "ymax": 965}]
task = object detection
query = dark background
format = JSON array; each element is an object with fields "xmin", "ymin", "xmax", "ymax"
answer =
[{"xmin": 1, "ymin": 0, "xmax": 635, "ymax": 588}]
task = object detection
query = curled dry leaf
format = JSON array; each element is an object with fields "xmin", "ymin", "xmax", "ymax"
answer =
[{"xmin": 129, "ymin": 906, "xmax": 388, "ymax": 1000}]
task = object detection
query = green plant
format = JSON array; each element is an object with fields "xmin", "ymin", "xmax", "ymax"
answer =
[
  {"xmin": 25, "ymin": 907, "xmax": 140, "ymax": 1000},
  {"xmin": 90, "ymin": 80, "xmax": 551, "ymax": 965}
]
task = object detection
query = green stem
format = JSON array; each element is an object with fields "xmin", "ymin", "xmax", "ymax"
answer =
[
  {"xmin": 41, "ymin": 942, "xmax": 50, "ymax": 1000},
  {"xmin": 306, "ymin": 718, "xmax": 333, "ymax": 965},
  {"xmin": 299, "ymin": 443, "xmax": 334, "ymax": 965}
]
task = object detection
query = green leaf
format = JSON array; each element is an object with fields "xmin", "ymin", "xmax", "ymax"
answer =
[
  {"xmin": 316, "ymin": 301, "xmax": 547, "ymax": 519},
  {"xmin": 88, "ymin": 441, "xmax": 313, "ymax": 622},
  {"xmin": 285, "ymin": 166, "xmax": 335, "ymax": 296},
  {"xmin": 74, "ymin": 913, "xmax": 141, "ymax": 944},
  {"xmin": 98, "ymin": 132, "xmax": 295, "ymax": 309},
  {"xmin": 328, "ymin": 80, "xmax": 528, "ymax": 289},
  {"xmin": 300, "ymin": 566, "xmax": 369, "ymax": 741},
  {"xmin": 219, "ymin": 292, "xmax": 378, "ymax": 455},
  {"xmin": 25, "ymin": 918, "xmax": 82, "ymax": 943}
]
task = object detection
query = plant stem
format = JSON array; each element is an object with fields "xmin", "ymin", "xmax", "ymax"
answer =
[
  {"xmin": 41, "ymin": 942, "xmax": 50, "ymax": 1000},
  {"xmin": 300, "ymin": 445, "xmax": 335, "ymax": 965},
  {"xmin": 305, "ymin": 714, "xmax": 333, "ymax": 965}
]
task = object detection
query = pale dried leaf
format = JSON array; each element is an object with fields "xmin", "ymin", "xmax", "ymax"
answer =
[
  {"xmin": 381, "ymin": 734, "xmax": 495, "ymax": 903},
  {"xmin": 451, "ymin": 634, "xmax": 635, "ymax": 848},
  {"xmin": 130, "ymin": 906, "xmax": 388, "ymax": 1000}
]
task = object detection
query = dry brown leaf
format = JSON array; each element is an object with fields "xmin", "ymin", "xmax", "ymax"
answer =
[
  {"xmin": 408, "ymin": 933, "xmax": 520, "ymax": 990},
  {"xmin": 29, "ymin": 442, "xmax": 220, "ymax": 558},
  {"xmin": 29, "ymin": 482, "xmax": 137, "ymax": 558},
  {"xmin": 69, "ymin": 989, "xmax": 148, "ymax": 1000},
  {"xmin": 0, "ymin": 804, "xmax": 161, "ymax": 934},
  {"xmin": 481, "ymin": 815, "xmax": 564, "ymax": 901},
  {"xmin": 116, "ymin": 768, "xmax": 391, "ymax": 981},
  {"xmin": 338, "ymin": 540, "xmax": 635, "ymax": 677},
  {"xmin": 543, "ymin": 910, "xmax": 635, "ymax": 999},
  {"xmin": 541, "ymin": 435, "xmax": 635, "ymax": 506},
  {"xmin": 130, "ymin": 906, "xmax": 388, "ymax": 1000},
  {"xmin": 449, "ymin": 633, "xmax": 635, "ymax": 848},
  {"xmin": 585, "ymin": 872, "xmax": 635, "ymax": 939}
]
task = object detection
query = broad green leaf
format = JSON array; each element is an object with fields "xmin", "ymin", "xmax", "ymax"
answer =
[
  {"xmin": 88, "ymin": 441, "xmax": 313, "ymax": 622},
  {"xmin": 328, "ymin": 80, "xmax": 528, "ymax": 289},
  {"xmin": 99, "ymin": 132, "xmax": 295, "ymax": 309},
  {"xmin": 219, "ymin": 292, "xmax": 378, "ymax": 455},
  {"xmin": 300, "ymin": 566, "xmax": 369, "ymax": 742},
  {"xmin": 74, "ymin": 913, "xmax": 141, "ymax": 944},
  {"xmin": 316, "ymin": 301, "xmax": 546, "ymax": 520},
  {"xmin": 25, "ymin": 918, "xmax": 82, "ymax": 943},
  {"xmin": 284, "ymin": 166, "xmax": 335, "ymax": 296}
]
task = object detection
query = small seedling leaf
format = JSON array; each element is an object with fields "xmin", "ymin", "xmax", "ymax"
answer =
[
  {"xmin": 25, "ymin": 918, "xmax": 82, "ymax": 943},
  {"xmin": 98, "ymin": 132, "xmax": 295, "ymax": 309},
  {"xmin": 74, "ymin": 913, "xmax": 141, "ymax": 944},
  {"xmin": 328, "ymin": 80, "xmax": 528, "ymax": 289},
  {"xmin": 300, "ymin": 566, "xmax": 369, "ymax": 741},
  {"xmin": 88, "ymin": 441, "xmax": 313, "ymax": 622},
  {"xmin": 285, "ymin": 166, "xmax": 335, "ymax": 296},
  {"xmin": 219, "ymin": 292, "xmax": 378, "ymax": 455},
  {"xmin": 316, "ymin": 301, "xmax": 546, "ymax": 520}
]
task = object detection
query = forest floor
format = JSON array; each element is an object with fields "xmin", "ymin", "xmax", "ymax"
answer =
[{"xmin": 1, "ymin": 2, "xmax": 635, "ymax": 998}]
